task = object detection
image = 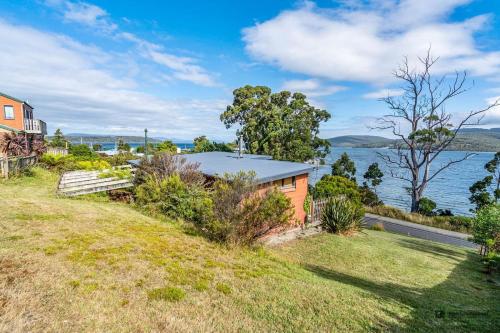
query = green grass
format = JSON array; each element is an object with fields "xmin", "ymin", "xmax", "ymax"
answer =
[
  {"xmin": 366, "ymin": 205, "xmax": 473, "ymax": 233},
  {"xmin": 0, "ymin": 168, "xmax": 498, "ymax": 332}
]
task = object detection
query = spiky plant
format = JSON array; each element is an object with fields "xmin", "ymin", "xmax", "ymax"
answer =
[{"xmin": 0, "ymin": 132, "xmax": 28, "ymax": 157}]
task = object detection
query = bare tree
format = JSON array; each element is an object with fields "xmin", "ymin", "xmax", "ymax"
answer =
[{"xmin": 375, "ymin": 49, "xmax": 499, "ymax": 212}]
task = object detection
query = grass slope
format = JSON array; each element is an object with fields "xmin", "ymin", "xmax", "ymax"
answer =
[{"xmin": 1, "ymin": 168, "xmax": 498, "ymax": 332}]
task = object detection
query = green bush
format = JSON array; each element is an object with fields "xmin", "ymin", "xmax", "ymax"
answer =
[
  {"xmin": 39, "ymin": 153, "xmax": 78, "ymax": 172},
  {"xmin": 69, "ymin": 144, "xmax": 97, "ymax": 160},
  {"xmin": 418, "ymin": 197, "xmax": 437, "ymax": 216},
  {"xmin": 313, "ymin": 175, "xmax": 361, "ymax": 204},
  {"xmin": 321, "ymin": 197, "xmax": 364, "ymax": 234},
  {"xmin": 105, "ymin": 152, "xmax": 136, "ymax": 166},
  {"xmin": 359, "ymin": 186, "xmax": 383, "ymax": 207},
  {"xmin": 471, "ymin": 204, "xmax": 500, "ymax": 254},
  {"xmin": 77, "ymin": 160, "xmax": 111, "ymax": 171},
  {"xmin": 201, "ymin": 172, "xmax": 293, "ymax": 245},
  {"xmin": 135, "ymin": 174, "xmax": 212, "ymax": 225}
]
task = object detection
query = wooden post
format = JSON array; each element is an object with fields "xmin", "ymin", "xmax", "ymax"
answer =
[{"xmin": 3, "ymin": 153, "xmax": 8, "ymax": 179}]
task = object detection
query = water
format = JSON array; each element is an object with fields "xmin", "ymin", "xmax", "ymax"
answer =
[
  {"xmin": 309, "ymin": 148, "xmax": 495, "ymax": 216},
  {"xmin": 97, "ymin": 142, "xmax": 194, "ymax": 151}
]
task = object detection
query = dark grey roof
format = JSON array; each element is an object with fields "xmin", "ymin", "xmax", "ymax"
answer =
[{"xmin": 130, "ymin": 152, "xmax": 315, "ymax": 184}]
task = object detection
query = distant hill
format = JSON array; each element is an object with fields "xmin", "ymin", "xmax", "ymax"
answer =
[
  {"xmin": 328, "ymin": 135, "xmax": 394, "ymax": 148},
  {"xmin": 49, "ymin": 134, "xmax": 163, "ymax": 144},
  {"xmin": 328, "ymin": 128, "xmax": 500, "ymax": 152}
]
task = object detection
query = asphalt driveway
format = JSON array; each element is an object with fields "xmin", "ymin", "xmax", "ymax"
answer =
[{"xmin": 363, "ymin": 213, "xmax": 477, "ymax": 249}]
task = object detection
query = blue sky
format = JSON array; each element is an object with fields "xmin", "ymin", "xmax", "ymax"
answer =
[{"xmin": 0, "ymin": 0, "xmax": 499, "ymax": 141}]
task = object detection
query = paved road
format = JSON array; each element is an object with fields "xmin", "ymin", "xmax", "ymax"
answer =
[{"xmin": 363, "ymin": 213, "xmax": 477, "ymax": 249}]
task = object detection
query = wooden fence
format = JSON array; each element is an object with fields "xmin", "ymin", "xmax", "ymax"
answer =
[
  {"xmin": 47, "ymin": 147, "xmax": 68, "ymax": 156},
  {"xmin": 0, "ymin": 155, "xmax": 38, "ymax": 178},
  {"xmin": 311, "ymin": 198, "xmax": 328, "ymax": 223}
]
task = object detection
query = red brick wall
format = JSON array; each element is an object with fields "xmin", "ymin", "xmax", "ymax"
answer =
[
  {"xmin": 0, "ymin": 96, "xmax": 24, "ymax": 131},
  {"xmin": 260, "ymin": 173, "xmax": 309, "ymax": 225}
]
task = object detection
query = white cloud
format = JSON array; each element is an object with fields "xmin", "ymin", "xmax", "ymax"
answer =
[
  {"xmin": 0, "ymin": 20, "xmax": 228, "ymax": 139},
  {"xmin": 482, "ymin": 95, "xmax": 500, "ymax": 126},
  {"xmin": 46, "ymin": 1, "xmax": 216, "ymax": 87},
  {"xmin": 281, "ymin": 79, "xmax": 346, "ymax": 97},
  {"xmin": 63, "ymin": 1, "xmax": 117, "ymax": 33},
  {"xmin": 363, "ymin": 88, "xmax": 404, "ymax": 99},
  {"xmin": 242, "ymin": 0, "xmax": 500, "ymax": 84},
  {"xmin": 119, "ymin": 32, "xmax": 216, "ymax": 87}
]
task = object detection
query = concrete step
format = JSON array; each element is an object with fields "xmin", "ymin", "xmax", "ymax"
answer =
[
  {"xmin": 59, "ymin": 176, "xmax": 120, "ymax": 189},
  {"xmin": 58, "ymin": 178, "xmax": 133, "ymax": 196},
  {"xmin": 60, "ymin": 181, "xmax": 133, "ymax": 197}
]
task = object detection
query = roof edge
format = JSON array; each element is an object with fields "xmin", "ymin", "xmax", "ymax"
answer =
[
  {"xmin": 0, "ymin": 124, "xmax": 21, "ymax": 133},
  {"xmin": 0, "ymin": 92, "xmax": 30, "ymax": 106}
]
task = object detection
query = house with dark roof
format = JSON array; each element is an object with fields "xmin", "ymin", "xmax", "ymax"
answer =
[
  {"xmin": 0, "ymin": 92, "xmax": 47, "ymax": 137},
  {"xmin": 133, "ymin": 152, "xmax": 316, "ymax": 223}
]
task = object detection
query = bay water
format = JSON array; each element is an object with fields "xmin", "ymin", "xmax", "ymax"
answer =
[{"xmin": 309, "ymin": 148, "xmax": 496, "ymax": 216}]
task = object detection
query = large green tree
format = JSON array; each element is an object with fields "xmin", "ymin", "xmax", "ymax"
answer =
[
  {"xmin": 193, "ymin": 136, "xmax": 233, "ymax": 153},
  {"xmin": 49, "ymin": 129, "xmax": 68, "ymax": 148},
  {"xmin": 469, "ymin": 152, "xmax": 500, "ymax": 211},
  {"xmin": 220, "ymin": 85, "xmax": 331, "ymax": 162},
  {"xmin": 331, "ymin": 153, "xmax": 357, "ymax": 181}
]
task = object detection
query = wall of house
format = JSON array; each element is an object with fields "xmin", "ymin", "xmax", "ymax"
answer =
[
  {"xmin": 260, "ymin": 173, "xmax": 309, "ymax": 225},
  {"xmin": 0, "ymin": 96, "xmax": 24, "ymax": 131}
]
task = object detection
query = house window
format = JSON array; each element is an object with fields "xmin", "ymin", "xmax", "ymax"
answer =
[
  {"xmin": 279, "ymin": 176, "xmax": 296, "ymax": 190},
  {"xmin": 4, "ymin": 105, "xmax": 14, "ymax": 119}
]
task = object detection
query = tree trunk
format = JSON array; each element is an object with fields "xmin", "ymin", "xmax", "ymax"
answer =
[{"xmin": 411, "ymin": 192, "xmax": 420, "ymax": 212}]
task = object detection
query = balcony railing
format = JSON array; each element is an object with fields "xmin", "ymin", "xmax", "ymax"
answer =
[{"xmin": 24, "ymin": 119, "xmax": 47, "ymax": 135}]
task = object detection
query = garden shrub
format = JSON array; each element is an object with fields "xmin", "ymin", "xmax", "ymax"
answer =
[
  {"xmin": 106, "ymin": 152, "xmax": 136, "ymax": 166},
  {"xmin": 417, "ymin": 197, "xmax": 437, "ymax": 216},
  {"xmin": 39, "ymin": 153, "xmax": 78, "ymax": 172},
  {"xmin": 69, "ymin": 144, "xmax": 97, "ymax": 160},
  {"xmin": 359, "ymin": 186, "xmax": 383, "ymax": 207},
  {"xmin": 321, "ymin": 197, "xmax": 364, "ymax": 234},
  {"xmin": 77, "ymin": 160, "xmax": 111, "ymax": 171},
  {"xmin": 201, "ymin": 172, "xmax": 293, "ymax": 245},
  {"xmin": 471, "ymin": 204, "xmax": 500, "ymax": 254},
  {"xmin": 135, "ymin": 174, "xmax": 212, "ymax": 225},
  {"xmin": 313, "ymin": 175, "xmax": 361, "ymax": 204},
  {"xmin": 134, "ymin": 153, "xmax": 204, "ymax": 187}
]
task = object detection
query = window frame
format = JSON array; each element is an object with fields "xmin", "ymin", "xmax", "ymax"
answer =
[
  {"xmin": 3, "ymin": 105, "xmax": 14, "ymax": 120},
  {"xmin": 279, "ymin": 176, "xmax": 297, "ymax": 190}
]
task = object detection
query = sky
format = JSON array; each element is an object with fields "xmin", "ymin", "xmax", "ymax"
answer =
[{"xmin": 1, "ymin": 0, "xmax": 500, "ymax": 141}]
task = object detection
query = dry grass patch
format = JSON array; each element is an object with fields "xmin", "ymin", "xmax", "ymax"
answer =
[{"xmin": 0, "ymin": 168, "xmax": 498, "ymax": 332}]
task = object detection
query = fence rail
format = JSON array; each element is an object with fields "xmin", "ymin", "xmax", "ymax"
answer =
[
  {"xmin": 46, "ymin": 147, "xmax": 68, "ymax": 156},
  {"xmin": 0, "ymin": 155, "xmax": 38, "ymax": 178},
  {"xmin": 311, "ymin": 198, "xmax": 328, "ymax": 223}
]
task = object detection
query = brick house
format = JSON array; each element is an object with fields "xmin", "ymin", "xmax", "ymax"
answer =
[
  {"xmin": 0, "ymin": 92, "xmax": 47, "ymax": 147},
  {"xmin": 180, "ymin": 152, "xmax": 315, "ymax": 223}
]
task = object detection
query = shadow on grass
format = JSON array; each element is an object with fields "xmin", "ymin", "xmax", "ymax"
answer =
[
  {"xmin": 303, "ymin": 251, "xmax": 499, "ymax": 332},
  {"xmin": 395, "ymin": 238, "xmax": 468, "ymax": 262}
]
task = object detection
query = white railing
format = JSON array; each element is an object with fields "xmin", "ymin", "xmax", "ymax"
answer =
[{"xmin": 24, "ymin": 119, "xmax": 47, "ymax": 135}]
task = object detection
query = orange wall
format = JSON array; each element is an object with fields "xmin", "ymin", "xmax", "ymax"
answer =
[
  {"xmin": 260, "ymin": 173, "xmax": 309, "ymax": 225},
  {"xmin": 0, "ymin": 96, "xmax": 24, "ymax": 131}
]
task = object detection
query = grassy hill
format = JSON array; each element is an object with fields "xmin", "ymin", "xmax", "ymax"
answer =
[
  {"xmin": 328, "ymin": 128, "xmax": 500, "ymax": 151},
  {"xmin": 329, "ymin": 135, "xmax": 394, "ymax": 148},
  {"xmin": 0, "ymin": 169, "xmax": 498, "ymax": 332}
]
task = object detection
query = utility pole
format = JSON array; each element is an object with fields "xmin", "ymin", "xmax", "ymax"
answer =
[{"xmin": 144, "ymin": 128, "xmax": 148, "ymax": 157}]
